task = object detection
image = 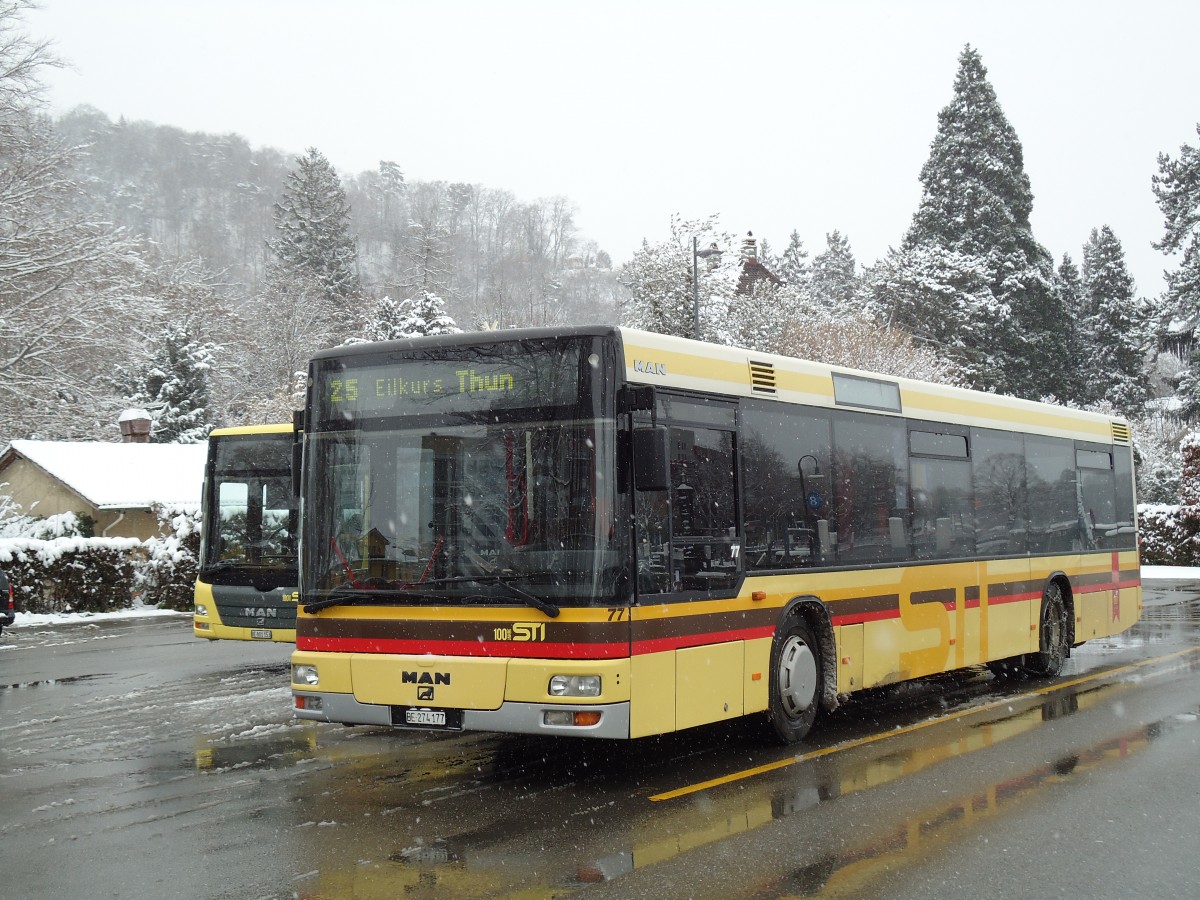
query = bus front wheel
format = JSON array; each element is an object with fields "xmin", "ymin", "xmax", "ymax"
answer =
[
  {"xmin": 767, "ymin": 614, "xmax": 822, "ymax": 744},
  {"xmin": 1026, "ymin": 580, "xmax": 1069, "ymax": 676}
]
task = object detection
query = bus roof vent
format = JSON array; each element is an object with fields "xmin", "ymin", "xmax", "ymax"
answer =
[
  {"xmin": 749, "ymin": 360, "xmax": 777, "ymax": 395},
  {"xmin": 1111, "ymin": 421, "xmax": 1132, "ymax": 444}
]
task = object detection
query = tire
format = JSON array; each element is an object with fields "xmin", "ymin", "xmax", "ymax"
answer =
[
  {"xmin": 767, "ymin": 613, "xmax": 822, "ymax": 744},
  {"xmin": 1024, "ymin": 580, "xmax": 1069, "ymax": 676}
]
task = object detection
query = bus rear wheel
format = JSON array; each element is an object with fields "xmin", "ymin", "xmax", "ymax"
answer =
[
  {"xmin": 1025, "ymin": 580, "xmax": 1069, "ymax": 676},
  {"xmin": 767, "ymin": 614, "xmax": 822, "ymax": 744}
]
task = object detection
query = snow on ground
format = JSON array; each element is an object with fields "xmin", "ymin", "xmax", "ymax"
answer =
[{"xmin": 6, "ymin": 603, "xmax": 188, "ymax": 629}]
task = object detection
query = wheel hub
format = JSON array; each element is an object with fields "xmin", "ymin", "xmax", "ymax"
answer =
[{"xmin": 778, "ymin": 635, "xmax": 818, "ymax": 716}]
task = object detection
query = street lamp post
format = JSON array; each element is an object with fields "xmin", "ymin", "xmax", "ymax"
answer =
[{"xmin": 691, "ymin": 236, "xmax": 720, "ymax": 340}]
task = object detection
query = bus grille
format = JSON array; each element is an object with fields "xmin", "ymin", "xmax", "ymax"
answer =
[{"xmin": 1111, "ymin": 421, "xmax": 1132, "ymax": 444}]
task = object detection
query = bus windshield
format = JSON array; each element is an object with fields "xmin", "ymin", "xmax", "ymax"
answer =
[
  {"xmin": 200, "ymin": 433, "xmax": 298, "ymax": 589},
  {"xmin": 303, "ymin": 335, "xmax": 625, "ymax": 608}
]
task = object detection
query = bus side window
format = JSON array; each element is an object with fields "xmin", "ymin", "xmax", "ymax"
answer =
[
  {"xmin": 741, "ymin": 401, "xmax": 834, "ymax": 570},
  {"xmin": 833, "ymin": 412, "xmax": 909, "ymax": 563},
  {"xmin": 909, "ymin": 430, "xmax": 972, "ymax": 560},
  {"xmin": 972, "ymin": 429, "xmax": 1027, "ymax": 555},
  {"xmin": 1026, "ymin": 436, "xmax": 1077, "ymax": 553}
]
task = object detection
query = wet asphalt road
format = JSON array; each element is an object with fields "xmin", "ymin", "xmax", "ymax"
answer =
[{"xmin": 1, "ymin": 586, "xmax": 1198, "ymax": 900}]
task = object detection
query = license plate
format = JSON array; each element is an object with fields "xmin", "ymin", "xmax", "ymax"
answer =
[
  {"xmin": 405, "ymin": 708, "xmax": 447, "ymax": 727},
  {"xmin": 250, "ymin": 629, "xmax": 272, "ymax": 639}
]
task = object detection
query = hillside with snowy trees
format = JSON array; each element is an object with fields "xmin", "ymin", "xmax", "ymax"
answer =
[{"xmin": 4, "ymin": 1, "xmax": 1200, "ymax": 523}]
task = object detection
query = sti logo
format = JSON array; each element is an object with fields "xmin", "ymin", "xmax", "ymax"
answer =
[{"xmin": 633, "ymin": 360, "xmax": 667, "ymax": 376}]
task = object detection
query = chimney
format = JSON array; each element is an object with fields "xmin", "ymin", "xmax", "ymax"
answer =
[
  {"xmin": 118, "ymin": 409, "xmax": 153, "ymax": 443},
  {"xmin": 741, "ymin": 231, "xmax": 757, "ymax": 261}
]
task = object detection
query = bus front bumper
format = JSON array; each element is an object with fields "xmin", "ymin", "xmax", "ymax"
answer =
[{"xmin": 293, "ymin": 690, "xmax": 630, "ymax": 739}]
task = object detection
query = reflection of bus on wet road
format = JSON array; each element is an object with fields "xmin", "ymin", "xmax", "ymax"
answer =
[
  {"xmin": 193, "ymin": 424, "xmax": 299, "ymax": 642},
  {"xmin": 291, "ymin": 326, "xmax": 1140, "ymax": 742}
]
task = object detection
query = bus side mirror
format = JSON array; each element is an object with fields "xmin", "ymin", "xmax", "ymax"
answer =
[{"xmin": 633, "ymin": 426, "xmax": 670, "ymax": 492}]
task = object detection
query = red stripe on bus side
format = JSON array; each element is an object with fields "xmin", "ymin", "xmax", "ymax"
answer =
[
  {"xmin": 632, "ymin": 625, "xmax": 775, "ymax": 655},
  {"xmin": 985, "ymin": 590, "xmax": 1041, "ymax": 605},
  {"xmin": 298, "ymin": 637, "xmax": 630, "ymax": 659},
  {"xmin": 302, "ymin": 625, "xmax": 782, "ymax": 659},
  {"xmin": 831, "ymin": 608, "xmax": 900, "ymax": 626}
]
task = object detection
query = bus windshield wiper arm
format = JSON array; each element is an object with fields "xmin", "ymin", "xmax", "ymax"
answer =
[{"xmin": 471, "ymin": 576, "xmax": 560, "ymax": 618}]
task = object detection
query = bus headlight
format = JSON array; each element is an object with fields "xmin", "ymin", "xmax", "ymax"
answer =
[
  {"xmin": 194, "ymin": 603, "xmax": 209, "ymax": 618},
  {"xmin": 549, "ymin": 674, "xmax": 601, "ymax": 697},
  {"xmin": 293, "ymin": 664, "xmax": 320, "ymax": 686}
]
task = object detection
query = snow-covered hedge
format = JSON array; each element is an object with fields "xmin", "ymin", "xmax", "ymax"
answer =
[
  {"xmin": 1137, "ymin": 503, "xmax": 1200, "ymax": 566},
  {"xmin": 0, "ymin": 536, "xmax": 141, "ymax": 613},
  {"xmin": 137, "ymin": 504, "xmax": 201, "ymax": 612},
  {"xmin": 0, "ymin": 506, "xmax": 201, "ymax": 614}
]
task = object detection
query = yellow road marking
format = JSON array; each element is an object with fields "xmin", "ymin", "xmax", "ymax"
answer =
[{"xmin": 650, "ymin": 646, "xmax": 1200, "ymax": 802}]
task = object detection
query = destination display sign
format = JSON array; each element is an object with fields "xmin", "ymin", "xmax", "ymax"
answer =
[{"xmin": 316, "ymin": 344, "xmax": 584, "ymax": 419}]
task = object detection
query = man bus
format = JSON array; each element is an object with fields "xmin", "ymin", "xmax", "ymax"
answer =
[
  {"xmin": 194, "ymin": 423, "xmax": 299, "ymax": 642},
  {"xmin": 290, "ymin": 326, "xmax": 1139, "ymax": 742}
]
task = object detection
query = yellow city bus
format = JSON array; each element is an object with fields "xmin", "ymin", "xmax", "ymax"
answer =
[
  {"xmin": 290, "ymin": 326, "xmax": 1140, "ymax": 742},
  {"xmin": 194, "ymin": 423, "xmax": 299, "ymax": 642}
]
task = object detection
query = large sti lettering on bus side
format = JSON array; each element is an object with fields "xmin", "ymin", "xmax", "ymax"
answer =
[{"xmin": 897, "ymin": 568, "xmax": 952, "ymax": 678}]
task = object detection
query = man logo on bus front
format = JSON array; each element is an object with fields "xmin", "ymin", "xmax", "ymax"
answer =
[{"xmin": 417, "ymin": 686, "xmax": 435, "ymax": 701}]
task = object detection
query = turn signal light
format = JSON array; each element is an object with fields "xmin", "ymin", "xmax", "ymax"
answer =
[{"xmin": 543, "ymin": 710, "xmax": 603, "ymax": 727}]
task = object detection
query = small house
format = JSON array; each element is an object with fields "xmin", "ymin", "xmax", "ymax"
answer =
[{"xmin": 0, "ymin": 438, "xmax": 207, "ymax": 540}]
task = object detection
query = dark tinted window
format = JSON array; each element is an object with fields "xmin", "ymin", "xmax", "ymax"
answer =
[
  {"xmin": 1076, "ymin": 444, "xmax": 1119, "ymax": 550},
  {"xmin": 635, "ymin": 399, "xmax": 740, "ymax": 596},
  {"xmin": 911, "ymin": 455, "xmax": 973, "ymax": 559},
  {"xmin": 1113, "ymin": 446, "xmax": 1136, "ymax": 550},
  {"xmin": 833, "ymin": 412, "xmax": 908, "ymax": 563},
  {"xmin": 911, "ymin": 431, "xmax": 968, "ymax": 458},
  {"xmin": 972, "ymin": 429, "xmax": 1027, "ymax": 555},
  {"xmin": 1026, "ymin": 436, "xmax": 1078, "ymax": 552},
  {"xmin": 741, "ymin": 402, "xmax": 834, "ymax": 570}
]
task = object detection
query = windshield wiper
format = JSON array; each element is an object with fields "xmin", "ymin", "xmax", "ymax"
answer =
[{"xmin": 479, "ymin": 576, "xmax": 560, "ymax": 619}]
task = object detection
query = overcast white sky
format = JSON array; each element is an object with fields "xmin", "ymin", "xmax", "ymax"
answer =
[{"xmin": 27, "ymin": 0, "xmax": 1200, "ymax": 296}]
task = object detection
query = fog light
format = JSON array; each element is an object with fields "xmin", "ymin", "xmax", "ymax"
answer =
[
  {"xmin": 293, "ymin": 664, "xmax": 319, "ymax": 686},
  {"xmin": 548, "ymin": 674, "xmax": 601, "ymax": 697},
  {"xmin": 295, "ymin": 695, "xmax": 322, "ymax": 711},
  {"xmin": 195, "ymin": 621, "xmax": 211, "ymax": 631},
  {"xmin": 194, "ymin": 603, "xmax": 209, "ymax": 618}
]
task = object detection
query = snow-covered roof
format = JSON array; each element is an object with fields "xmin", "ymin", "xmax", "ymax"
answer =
[{"xmin": 3, "ymin": 440, "xmax": 207, "ymax": 510}]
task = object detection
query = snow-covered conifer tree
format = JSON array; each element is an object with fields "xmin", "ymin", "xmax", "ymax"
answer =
[
  {"xmin": 865, "ymin": 246, "xmax": 998, "ymax": 388},
  {"xmin": 807, "ymin": 231, "xmax": 860, "ymax": 313},
  {"xmin": 1050, "ymin": 254, "xmax": 1093, "ymax": 404},
  {"xmin": 897, "ymin": 45, "xmax": 1059, "ymax": 399},
  {"xmin": 268, "ymin": 147, "xmax": 359, "ymax": 303},
  {"xmin": 1153, "ymin": 124, "xmax": 1200, "ymax": 414},
  {"xmin": 775, "ymin": 230, "xmax": 811, "ymax": 288},
  {"xmin": 125, "ymin": 323, "xmax": 217, "ymax": 443},
  {"xmin": 1080, "ymin": 226, "xmax": 1150, "ymax": 414},
  {"xmin": 364, "ymin": 292, "xmax": 461, "ymax": 340}
]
